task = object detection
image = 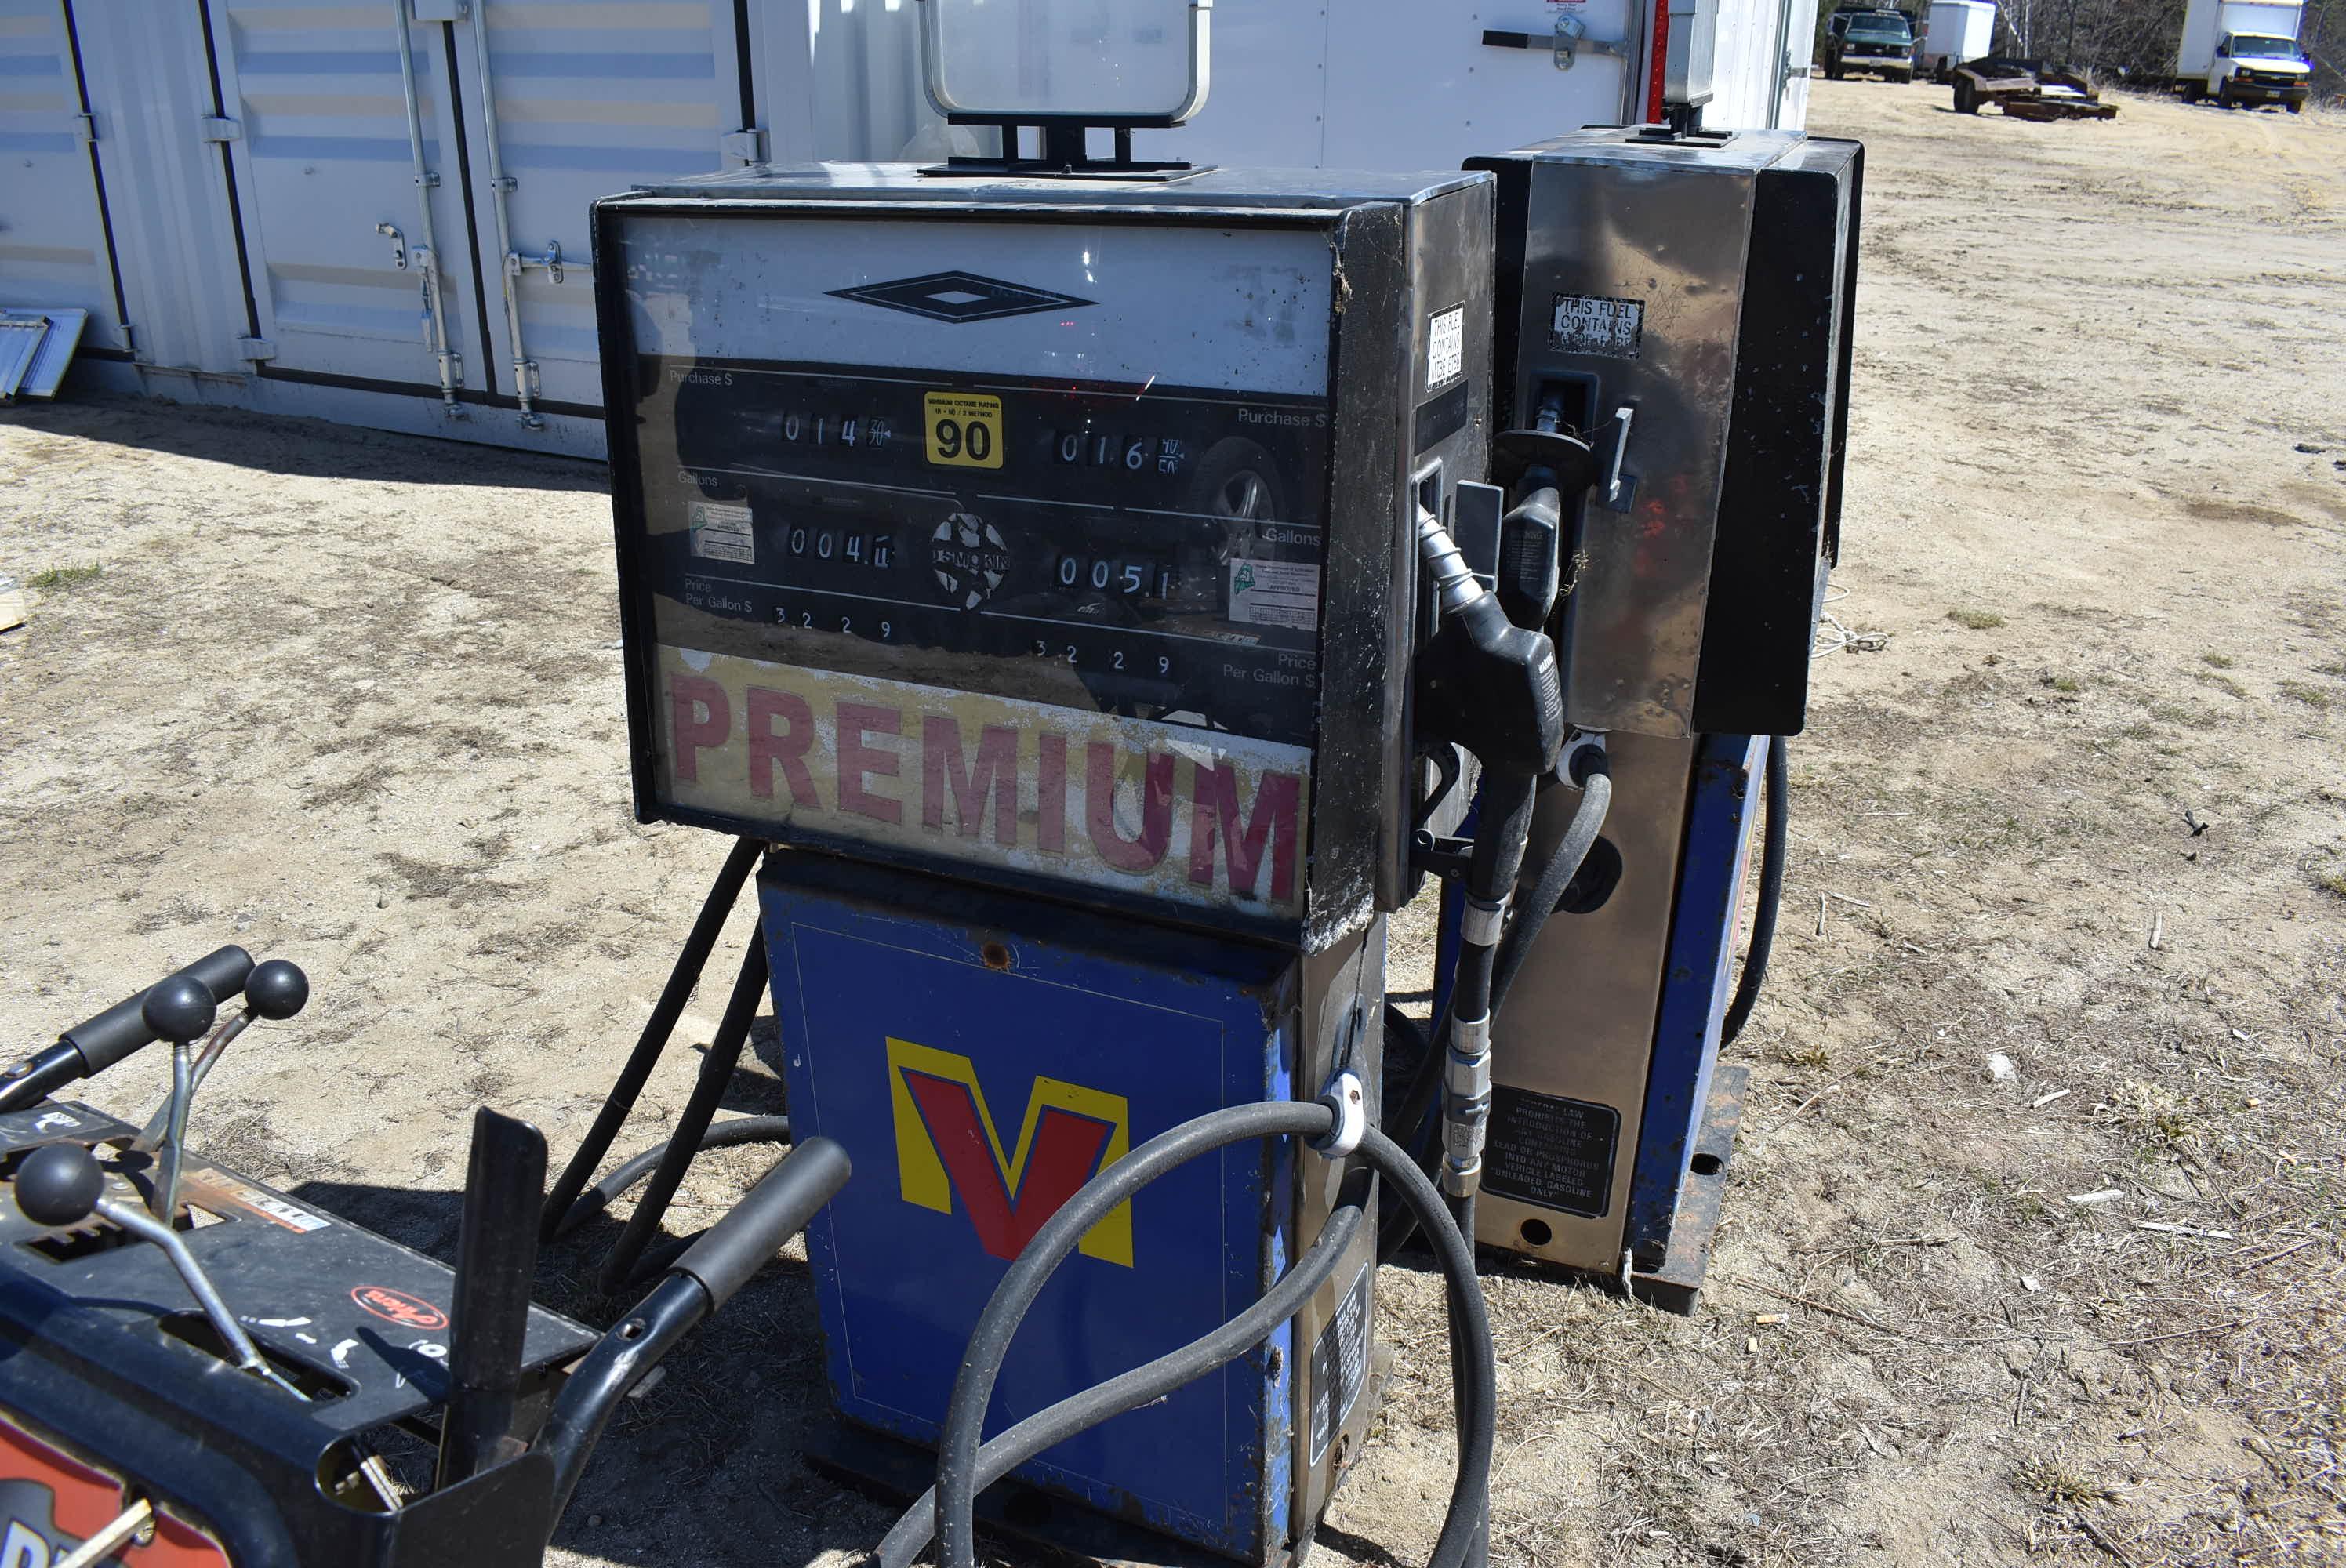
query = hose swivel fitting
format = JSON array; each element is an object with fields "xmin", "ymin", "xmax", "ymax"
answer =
[{"xmin": 1440, "ymin": 1012, "xmax": 1494, "ymax": 1199}]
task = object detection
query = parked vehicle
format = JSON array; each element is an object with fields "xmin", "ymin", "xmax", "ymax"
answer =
[
  {"xmin": 1918, "ymin": 0, "xmax": 1997, "ymax": 78},
  {"xmin": 2177, "ymin": 0, "xmax": 2312, "ymax": 109},
  {"xmin": 1825, "ymin": 8, "xmax": 1919, "ymax": 78}
]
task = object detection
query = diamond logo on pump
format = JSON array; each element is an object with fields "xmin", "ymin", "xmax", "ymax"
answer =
[{"xmin": 830, "ymin": 270, "xmax": 1093, "ymax": 324}]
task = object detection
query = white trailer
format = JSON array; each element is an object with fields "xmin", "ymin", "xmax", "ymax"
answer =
[
  {"xmin": 1, "ymin": 0, "xmax": 1823, "ymax": 457},
  {"xmin": 1917, "ymin": 0, "xmax": 1996, "ymax": 75},
  {"xmin": 2176, "ymin": 0, "xmax": 2312, "ymax": 107}
]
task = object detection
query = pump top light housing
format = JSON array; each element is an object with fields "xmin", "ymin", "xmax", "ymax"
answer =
[{"xmin": 917, "ymin": 0, "xmax": 1212, "ymax": 125}]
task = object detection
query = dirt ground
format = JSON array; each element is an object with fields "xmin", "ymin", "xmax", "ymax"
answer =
[{"xmin": 2, "ymin": 78, "xmax": 2342, "ymax": 1568}]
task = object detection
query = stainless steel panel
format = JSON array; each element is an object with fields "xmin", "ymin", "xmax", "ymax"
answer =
[
  {"xmin": 1477, "ymin": 729, "xmax": 1694, "ymax": 1269},
  {"xmin": 1509, "ymin": 134, "xmax": 1790, "ymax": 735},
  {"xmin": 1290, "ymin": 919, "xmax": 1385, "ymax": 1534}
]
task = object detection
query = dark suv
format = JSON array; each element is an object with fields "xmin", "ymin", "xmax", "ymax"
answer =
[{"xmin": 1825, "ymin": 9, "xmax": 1916, "ymax": 80}]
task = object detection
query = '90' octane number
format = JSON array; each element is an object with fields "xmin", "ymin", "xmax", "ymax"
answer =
[{"xmin": 924, "ymin": 391, "xmax": 1003, "ymax": 470}]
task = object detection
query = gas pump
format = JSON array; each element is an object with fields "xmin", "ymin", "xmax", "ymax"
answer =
[
  {"xmin": 592, "ymin": 144, "xmax": 1513, "ymax": 1553},
  {"xmin": 1443, "ymin": 128, "xmax": 1864, "ymax": 1305},
  {"xmin": 0, "ymin": 5, "xmax": 1868, "ymax": 1561}
]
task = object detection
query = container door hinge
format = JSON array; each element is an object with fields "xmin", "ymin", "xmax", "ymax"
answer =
[
  {"xmin": 71, "ymin": 113, "xmax": 96, "ymax": 145},
  {"xmin": 236, "ymin": 337, "xmax": 277, "ymax": 362},
  {"xmin": 198, "ymin": 117, "xmax": 242, "ymax": 144},
  {"xmin": 1552, "ymin": 14, "xmax": 1630, "ymax": 70},
  {"xmin": 720, "ymin": 128, "xmax": 768, "ymax": 165}
]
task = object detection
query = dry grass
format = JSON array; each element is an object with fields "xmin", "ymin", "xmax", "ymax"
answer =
[
  {"xmin": 2276, "ymin": 680, "xmax": 2332, "ymax": 709},
  {"xmin": 27, "ymin": 562, "xmax": 103, "ymax": 590}
]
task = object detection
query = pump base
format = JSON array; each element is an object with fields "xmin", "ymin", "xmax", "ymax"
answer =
[
  {"xmin": 1627, "ymin": 1062, "xmax": 1748, "ymax": 1316},
  {"xmin": 805, "ymin": 1418, "xmax": 1266, "ymax": 1568}
]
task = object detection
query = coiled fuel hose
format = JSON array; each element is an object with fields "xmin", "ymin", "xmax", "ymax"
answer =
[{"xmin": 895, "ymin": 1101, "xmax": 1496, "ymax": 1568}]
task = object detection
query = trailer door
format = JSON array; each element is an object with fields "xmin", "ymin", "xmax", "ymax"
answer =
[
  {"xmin": 202, "ymin": 0, "xmax": 490, "ymax": 401},
  {"xmin": 0, "ymin": 0, "xmax": 129, "ymax": 352},
  {"xmin": 1327, "ymin": 0, "xmax": 1647, "ymax": 165},
  {"xmin": 445, "ymin": 0, "xmax": 747, "ymax": 423}
]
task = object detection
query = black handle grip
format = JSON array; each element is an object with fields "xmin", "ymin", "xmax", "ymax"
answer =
[
  {"xmin": 438, "ymin": 1109, "xmax": 547, "ymax": 1489},
  {"xmin": 62, "ymin": 946, "xmax": 253, "ymax": 1075},
  {"xmin": 670, "ymin": 1138, "xmax": 849, "ymax": 1312}
]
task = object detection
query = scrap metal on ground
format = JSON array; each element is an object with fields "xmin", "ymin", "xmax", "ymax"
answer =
[{"xmin": 1952, "ymin": 56, "xmax": 2123, "ymax": 118}]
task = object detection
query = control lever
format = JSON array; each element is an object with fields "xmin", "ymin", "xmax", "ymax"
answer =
[
  {"xmin": 136, "ymin": 978, "xmax": 216, "ymax": 1223},
  {"xmin": 131, "ymin": 960, "xmax": 308, "ymax": 1156},
  {"xmin": 535, "ymin": 1138, "xmax": 851, "ymax": 1523},
  {"xmin": 11, "ymin": 1142, "xmax": 306, "ymax": 1401},
  {"xmin": 0, "ymin": 946, "xmax": 253, "ymax": 1114}
]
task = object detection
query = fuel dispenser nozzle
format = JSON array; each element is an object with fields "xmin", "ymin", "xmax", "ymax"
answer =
[
  {"xmin": 1411, "ymin": 506, "xmax": 1567, "ymax": 779},
  {"xmin": 1411, "ymin": 488, "xmax": 1568, "ymax": 1228}
]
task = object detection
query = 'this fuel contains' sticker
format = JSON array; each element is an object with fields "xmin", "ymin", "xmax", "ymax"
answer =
[
  {"xmin": 1550, "ymin": 292, "xmax": 1644, "ymax": 359},
  {"xmin": 1226, "ymin": 558, "xmax": 1319, "ymax": 632}
]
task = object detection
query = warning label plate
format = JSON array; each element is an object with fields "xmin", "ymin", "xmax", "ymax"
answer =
[
  {"xmin": 1309, "ymin": 1262, "xmax": 1372, "ymax": 1464},
  {"xmin": 1481, "ymin": 1087, "xmax": 1620, "ymax": 1217}
]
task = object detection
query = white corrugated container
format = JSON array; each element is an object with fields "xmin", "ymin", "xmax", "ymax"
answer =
[
  {"xmin": 6, "ymin": 0, "xmax": 1818, "ymax": 457},
  {"xmin": 1918, "ymin": 0, "xmax": 1996, "ymax": 71}
]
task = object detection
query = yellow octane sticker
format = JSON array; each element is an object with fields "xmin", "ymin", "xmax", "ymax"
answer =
[{"xmin": 924, "ymin": 392, "xmax": 1004, "ymax": 470}]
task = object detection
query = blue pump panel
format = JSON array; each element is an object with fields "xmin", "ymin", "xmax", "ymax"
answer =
[
  {"xmin": 1628, "ymin": 733, "xmax": 1765, "ymax": 1267},
  {"xmin": 757, "ymin": 851, "xmax": 1297, "ymax": 1559}
]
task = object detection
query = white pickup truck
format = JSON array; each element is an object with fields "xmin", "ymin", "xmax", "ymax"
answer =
[{"xmin": 2177, "ymin": 0, "xmax": 2313, "ymax": 111}]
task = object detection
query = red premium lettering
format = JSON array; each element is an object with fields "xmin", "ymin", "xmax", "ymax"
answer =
[
  {"xmin": 668, "ymin": 673, "xmax": 730, "ymax": 784},
  {"xmin": 1189, "ymin": 765, "xmax": 1302, "ymax": 901},
  {"xmin": 1086, "ymin": 742, "xmax": 1173, "ymax": 872},
  {"xmin": 1037, "ymin": 733, "xmax": 1068, "ymax": 853},
  {"xmin": 923, "ymin": 717, "xmax": 1019, "ymax": 842},
  {"xmin": 837, "ymin": 702, "xmax": 903, "ymax": 824},
  {"xmin": 746, "ymin": 686, "xmax": 822, "ymax": 808}
]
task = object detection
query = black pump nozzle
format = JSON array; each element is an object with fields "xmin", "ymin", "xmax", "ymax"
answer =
[
  {"xmin": 1489, "ymin": 387, "xmax": 1601, "ymax": 638},
  {"xmin": 1413, "ymin": 507, "xmax": 1567, "ymax": 779}
]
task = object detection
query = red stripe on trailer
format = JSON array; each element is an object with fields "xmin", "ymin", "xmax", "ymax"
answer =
[{"xmin": 1647, "ymin": 0, "xmax": 1670, "ymax": 122}]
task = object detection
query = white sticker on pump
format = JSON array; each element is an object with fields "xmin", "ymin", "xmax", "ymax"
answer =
[
  {"xmin": 1427, "ymin": 304, "xmax": 1465, "ymax": 389},
  {"xmin": 688, "ymin": 502, "xmax": 756, "ymax": 564},
  {"xmin": 1226, "ymin": 558, "xmax": 1320, "ymax": 632}
]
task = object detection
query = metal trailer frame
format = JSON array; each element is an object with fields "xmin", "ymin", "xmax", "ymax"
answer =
[{"xmin": 1952, "ymin": 56, "xmax": 2122, "ymax": 115}]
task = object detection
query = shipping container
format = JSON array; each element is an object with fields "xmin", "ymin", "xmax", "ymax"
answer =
[{"xmin": 2, "ymin": 0, "xmax": 1822, "ymax": 457}]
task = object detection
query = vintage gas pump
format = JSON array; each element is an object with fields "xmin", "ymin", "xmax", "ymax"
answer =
[
  {"xmin": 1440, "ymin": 127, "xmax": 1864, "ymax": 1305},
  {"xmin": 583, "ymin": 2, "xmax": 1522, "ymax": 1552}
]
